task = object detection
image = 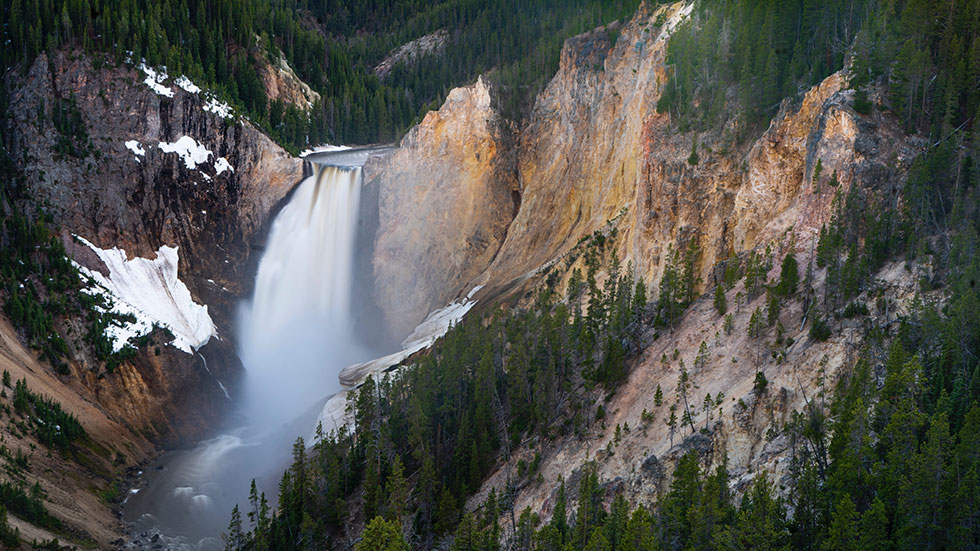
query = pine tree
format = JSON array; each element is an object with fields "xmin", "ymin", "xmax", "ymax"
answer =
[
  {"xmin": 584, "ymin": 527, "xmax": 612, "ymax": 551},
  {"xmin": 550, "ymin": 477, "xmax": 569, "ymax": 542},
  {"xmin": 385, "ymin": 455, "xmax": 408, "ymax": 522},
  {"xmin": 356, "ymin": 516, "xmax": 408, "ymax": 551},
  {"xmin": 777, "ymin": 253, "xmax": 799, "ymax": 297},
  {"xmin": 682, "ymin": 238, "xmax": 702, "ymax": 304},
  {"xmin": 677, "ymin": 363, "xmax": 695, "ymax": 435},
  {"xmin": 714, "ymin": 476, "xmax": 791, "ymax": 551},
  {"xmin": 714, "ymin": 284, "xmax": 727, "ymax": 315},
  {"xmin": 823, "ymin": 495, "xmax": 858, "ymax": 551},
  {"xmin": 688, "ymin": 136, "xmax": 700, "ymax": 165},
  {"xmin": 858, "ymin": 498, "xmax": 890, "ymax": 551},
  {"xmin": 222, "ymin": 505, "xmax": 245, "ymax": 551}
]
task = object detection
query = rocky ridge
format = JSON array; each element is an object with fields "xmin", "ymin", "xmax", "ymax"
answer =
[{"xmin": 361, "ymin": 0, "xmax": 922, "ymax": 524}]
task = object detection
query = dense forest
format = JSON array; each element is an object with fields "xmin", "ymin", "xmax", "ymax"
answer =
[
  {"xmin": 0, "ymin": 0, "xmax": 640, "ymax": 150},
  {"xmin": 659, "ymin": 0, "xmax": 980, "ymax": 138},
  {"xmin": 219, "ymin": 0, "xmax": 980, "ymax": 550}
]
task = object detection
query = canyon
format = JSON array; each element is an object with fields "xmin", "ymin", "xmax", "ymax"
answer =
[{"xmin": 0, "ymin": 1, "xmax": 927, "ymax": 547}]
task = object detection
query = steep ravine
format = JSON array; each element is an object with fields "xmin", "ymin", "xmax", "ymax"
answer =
[{"xmin": 362, "ymin": 0, "xmax": 923, "ymax": 525}]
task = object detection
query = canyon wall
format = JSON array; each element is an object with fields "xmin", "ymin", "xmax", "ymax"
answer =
[
  {"xmin": 365, "ymin": 76, "xmax": 517, "ymax": 339},
  {"xmin": 364, "ymin": 0, "xmax": 920, "ymax": 516},
  {"xmin": 4, "ymin": 51, "xmax": 303, "ymax": 443}
]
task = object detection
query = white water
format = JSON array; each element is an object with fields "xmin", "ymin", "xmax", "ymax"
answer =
[{"xmin": 238, "ymin": 163, "xmax": 372, "ymax": 426}]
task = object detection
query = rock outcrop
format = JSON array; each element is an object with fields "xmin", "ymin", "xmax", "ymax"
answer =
[
  {"xmin": 373, "ymin": 29, "xmax": 451, "ymax": 80},
  {"xmin": 365, "ymin": 76, "xmax": 517, "ymax": 338},
  {"xmin": 4, "ymin": 50, "xmax": 303, "ymax": 443},
  {"xmin": 260, "ymin": 54, "xmax": 321, "ymax": 110}
]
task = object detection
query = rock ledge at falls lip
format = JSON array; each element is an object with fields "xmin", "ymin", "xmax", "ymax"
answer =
[{"xmin": 337, "ymin": 284, "xmax": 483, "ymax": 388}]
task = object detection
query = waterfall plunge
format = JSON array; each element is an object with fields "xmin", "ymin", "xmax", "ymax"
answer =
[
  {"xmin": 239, "ymin": 163, "xmax": 371, "ymax": 426},
  {"xmin": 124, "ymin": 159, "xmax": 382, "ymax": 551}
]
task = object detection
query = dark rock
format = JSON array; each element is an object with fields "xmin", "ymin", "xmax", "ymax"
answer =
[
  {"xmin": 3, "ymin": 49, "xmax": 302, "ymax": 446},
  {"xmin": 641, "ymin": 453, "xmax": 664, "ymax": 483}
]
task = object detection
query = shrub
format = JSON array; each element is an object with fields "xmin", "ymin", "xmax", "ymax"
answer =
[
  {"xmin": 853, "ymin": 88, "xmax": 872, "ymax": 115},
  {"xmin": 688, "ymin": 137, "xmax": 700, "ymax": 165},
  {"xmin": 842, "ymin": 302, "xmax": 869, "ymax": 318}
]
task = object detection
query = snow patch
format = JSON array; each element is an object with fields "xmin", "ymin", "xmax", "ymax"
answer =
[
  {"xmin": 158, "ymin": 136, "xmax": 213, "ymax": 170},
  {"xmin": 124, "ymin": 140, "xmax": 145, "ymax": 162},
  {"xmin": 73, "ymin": 236, "xmax": 216, "ymax": 354},
  {"xmin": 317, "ymin": 286, "xmax": 483, "ymax": 436},
  {"xmin": 203, "ymin": 95, "xmax": 234, "ymax": 119},
  {"xmin": 139, "ymin": 63, "xmax": 174, "ymax": 98},
  {"xmin": 73, "ymin": 263, "xmax": 155, "ymax": 353},
  {"xmin": 175, "ymin": 75, "xmax": 201, "ymax": 94},
  {"xmin": 214, "ymin": 157, "xmax": 233, "ymax": 175}
]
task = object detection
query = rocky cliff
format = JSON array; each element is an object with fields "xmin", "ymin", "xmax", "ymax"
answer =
[
  {"xmin": 4, "ymin": 50, "xmax": 303, "ymax": 444},
  {"xmin": 365, "ymin": 76, "xmax": 517, "ymax": 339},
  {"xmin": 363, "ymin": 0, "xmax": 921, "ymax": 518}
]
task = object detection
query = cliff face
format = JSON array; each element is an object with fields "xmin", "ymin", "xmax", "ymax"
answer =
[
  {"xmin": 366, "ymin": 3, "xmax": 709, "ymax": 332},
  {"xmin": 260, "ymin": 54, "xmax": 321, "ymax": 110},
  {"xmin": 365, "ymin": 0, "xmax": 920, "ymax": 513},
  {"xmin": 4, "ymin": 50, "xmax": 303, "ymax": 443},
  {"xmin": 484, "ymin": 4, "xmax": 683, "ymax": 292},
  {"xmin": 366, "ymin": 77, "xmax": 517, "ymax": 338}
]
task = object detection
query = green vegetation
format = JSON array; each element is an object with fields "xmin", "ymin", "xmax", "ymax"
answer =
[
  {"xmin": 355, "ymin": 517, "xmax": 408, "ymax": 551},
  {"xmin": 223, "ymin": 246, "xmax": 646, "ymax": 549},
  {"xmin": 0, "ymin": 180, "xmax": 77, "ymax": 372},
  {"xmin": 1, "ymin": 0, "xmax": 641, "ymax": 150},
  {"xmin": 51, "ymin": 93, "xmax": 92, "ymax": 159},
  {"xmin": 0, "ymin": 505, "xmax": 20, "ymax": 548},
  {"xmin": 712, "ymin": 284, "xmax": 726, "ymax": 315},
  {"xmin": 12, "ymin": 378, "xmax": 86, "ymax": 450},
  {"xmin": 659, "ymin": 0, "xmax": 980, "ymax": 143},
  {"xmin": 0, "ymin": 480, "xmax": 60, "ymax": 532},
  {"xmin": 655, "ymin": 239, "xmax": 701, "ymax": 327},
  {"xmin": 776, "ymin": 253, "xmax": 798, "ymax": 298}
]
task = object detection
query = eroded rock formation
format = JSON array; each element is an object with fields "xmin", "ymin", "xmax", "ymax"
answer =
[
  {"xmin": 366, "ymin": 76, "xmax": 517, "ymax": 338},
  {"xmin": 363, "ymin": 0, "xmax": 921, "ymax": 515},
  {"xmin": 4, "ymin": 50, "xmax": 303, "ymax": 443}
]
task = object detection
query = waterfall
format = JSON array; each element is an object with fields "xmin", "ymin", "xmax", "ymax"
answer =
[
  {"xmin": 238, "ymin": 163, "xmax": 370, "ymax": 426},
  {"xmin": 125, "ymin": 155, "xmax": 385, "ymax": 551}
]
